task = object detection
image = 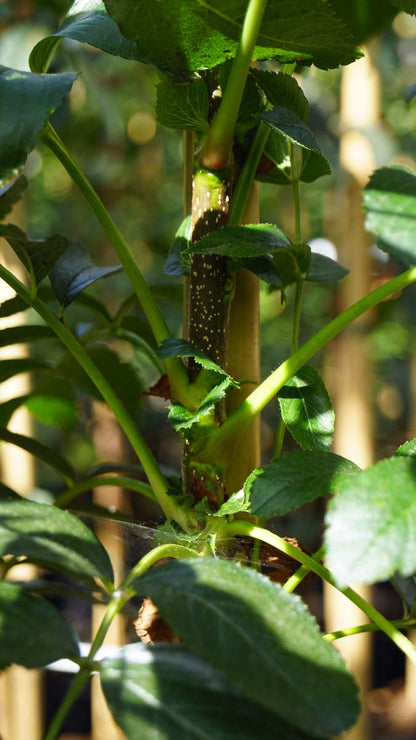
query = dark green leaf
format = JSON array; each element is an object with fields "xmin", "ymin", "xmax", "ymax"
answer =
[
  {"xmin": 157, "ymin": 338, "xmax": 228, "ymax": 377},
  {"xmin": 391, "ymin": 573, "xmax": 416, "ymax": 619},
  {"xmin": 190, "ymin": 223, "xmax": 290, "ymax": 259},
  {"xmin": 0, "ymin": 581, "xmax": 80, "ymax": 669},
  {"xmin": 273, "ymin": 249, "xmax": 299, "ymax": 288},
  {"xmin": 0, "ymin": 66, "xmax": 75, "ymax": 190},
  {"xmin": 0, "ymin": 175, "xmax": 27, "ymax": 218},
  {"xmin": 101, "ymin": 643, "xmax": 318, "ymax": 740},
  {"xmin": 331, "ymin": 0, "xmax": 397, "ymax": 43},
  {"xmin": 279, "ymin": 366, "xmax": 335, "ymax": 451},
  {"xmin": 0, "ymin": 499, "xmax": 114, "ymax": 583},
  {"xmin": 395, "ymin": 438, "xmax": 416, "ymax": 456},
  {"xmin": 387, "ymin": 0, "xmax": 416, "ymax": 14},
  {"xmin": 235, "ymin": 73, "xmax": 265, "ymax": 134},
  {"xmin": 164, "ymin": 216, "xmax": 192, "ymax": 276},
  {"xmin": 236, "ymin": 255, "xmax": 281, "ymax": 287},
  {"xmin": 325, "ymin": 456, "xmax": 416, "ymax": 585},
  {"xmin": 103, "ymin": 0, "xmax": 359, "ymax": 79},
  {"xmin": 0, "ymin": 325, "xmax": 54, "ymax": 347},
  {"xmin": 0, "ymin": 224, "xmax": 68, "ymax": 285},
  {"xmin": 0, "ymin": 395, "xmax": 29, "ymax": 427},
  {"xmin": 262, "ymin": 107, "xmax": 322, "ymax": 155},
  {"xmin": 29, "ymin": 0, "xmax": 144, "ymax": 74},
  {"xmin": 133, "ymin": 559, "xmax": 359, "ymax": 737},
  {"xmin": 307, "ymin": 253, "xmax": 349, "ymax": 283},
  {"xmin": 251, "ymin": 70, "xmax": 309, "ymax": 122},
  {"xmin": 0, "ymin": 295, "xmax": 28, "ymax": 318},
  {"xmin": 0, "ymin": 483, "xmax": 21, "ymax": 499},
  {"xmin": 156, "ymin": 77, "xmax": 210, "ymax": 134},
  {"xmin": 50, "ymin": 241, "xmax": 122, "ymax": 307},
  {"xmin": 244, "ymin": 451, "xmax": 359, "ymax": 518},
  {"xmin": 300, "ymin": 149, "xmax": 331, "ymax": 183},
  {"xmin": 0, "ymin": 428, "xmax": 75, "ymax": 484},
  {"xmin": 0, "ymin": 358, "xmax": 51, "ymax": 383},
  {"xmin": 363, "ymin": 165, "xmax": 416, "ymax": 265}
]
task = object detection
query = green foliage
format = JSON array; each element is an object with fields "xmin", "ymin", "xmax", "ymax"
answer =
[
  {"xmin": 0, "ymin": 224, "xmax": 67, "ymax": 287},
  {"xmin": 156, "ymin": 78, "xmax": 210, "ymax": 135},
  {"xmin": 278, "ymin": 365, "xmax": 335, "ymax": 450},
  {"xmin": 49, "ymin": 241, "xmax": 122, "ymax": 307}
]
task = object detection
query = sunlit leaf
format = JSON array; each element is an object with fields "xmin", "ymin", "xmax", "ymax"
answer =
[
  {"xmin": 0, "ymin": 224, "xmax": 67, "ymax": 285},
  {"xmin": 279, "ymin": 366, "xmax": 335, "ymax": 450},
  {"xmin": 156, "ymin": 77, "xmax": 210, "ymax": 134}
]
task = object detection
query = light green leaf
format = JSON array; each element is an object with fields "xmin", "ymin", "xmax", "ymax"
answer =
[
  {"xmin": 0, "ymin": 428, "xmax": 75, "ymax": 484},
  {"xmin": 156, "ymin": 77, "xmax": 210, "ymax": 134},
  {"xmin": 133, "ymin": 559, "xmax": 359, "ymax": 737},
  {"xmin": 244, "ymin": 451, "xmax": 359, "ymax": 518},
  {"xmin": 101, "ymin": 643, "xmax": 318, "ymax": 740},
  {"xmin": 0, "ymin": 499, "xmax": 114, "ymax": 583},
  {"xmin": 395, "ymin": 438, "xmax": 416, "ymax": 456},
  {"xmin": 0, "ymin": 66, "xmax": 75, "ymax": 191},
  {"xmin": 103, "ymin": 0, "xmax": 359, "ymax": 79},
  {"xmin": 0, "ymin": 224, "xmax": 68, "ymax": 286},
  {"xmin": 363, "ymin": 165, "xmax": 416, "ymax": 265},
  {"xmin": 251, "ymin": 70, "xmax": 309, "ymax": 122},
  {"xmin": 25, "ymin": 377, "xmax": 78, "ymax": 430},
  {"xmin": 279, "ymin": 366, "xmax": 335, "ymax": 451},
  {"xmin": 215, "ymin": 489, "xmax": 250, "ymax": 517},
  {"xmin": 0, "ymin": 581, "xmax": 80, "ymax": 669},
  {"xmin": 169, "ymin": 376, "xmax": 235, "ymax": 431},
  {"xmin": 50, "ymin": 241, "xmax": 122, "ymax": 307},
  {"xmin": 190, "ymin": 223, "xmax": 290, "ymax": 259},
  {"xmin": 325, "ymin": 456, "xmax": 416, "ymax": 585}
]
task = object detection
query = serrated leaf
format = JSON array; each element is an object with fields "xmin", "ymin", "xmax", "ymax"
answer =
[
  {"xmin": 103, "ymin": 0, "xmax": 359, "ymax": 79},
  {"xmin": 157, "ymin": 338, "xmax": 228, "ymax": 377},
  {"xmin": 169, "ymin": 376, "xmax": 234, "ymax": 431},
  {"xmin": 156, "ymin": 77, "xmax": 210, "ymax": 134},
  {"xmin": 49, "ymin": 241, "xmax": 122, "ymax": 307},
  {"xmin": 279, "ymin": 366, "xmax": 335, "ymax": 451},
  {"xmin": 325, "ymin": 456, "xmax": 416, "ymax": 585},
  {"xmin": 243, "ymin": 451, "xmax": 359, "ymax": 518},
  {"xmin": 164, "ymin": 216, "xmax": 192, "ymax": 276},
  {"xmin": 29, "ymin": 0, "xmax": 144, "ymax": 74},
  {"xmin": 0, "ymin": 66, "xmax": 75, "ymax": 190},
  {"xmin": 215, "ymin": 489, "xmax": 250, "ymax": 517},
  {"xmin": 0, "ymin": 499, "xmax": 114, "ymax": 583},
  {"xmin": 0, "ymin": 325, "xmax": 54, "ymax": 347},
  {"xmin": 262, "ymin": 107, "xmax": 322, "ymax": 155},
  {"xmin": 101, "ymin": 643, "xmax": 318, "ymax": 740},
  {"xmin": 190, "ymin": 223, "xmax": 289, "ymax": 259},
  {"xmin": 0, "ymin": 175, "xmax": 27, "ymax": 218},
  {"xmin": 300, "ymin": 149, "xmax": 331, "ymax": 183},
  {"xmin": 251, "ymin": 70, "xmax": 309, "ymax": 122},
  {"xmin": 0, "ymin": 357, "xmax": 51, "ymax": 383},
  {"xmin": 133, "ymin": 559, "xmax": 359, "ymax": 737},
  {"xmin": 307, "ymin": 253, "xmax": 349, "ymax": 283},
  {"xmin": 395, "ymin": 438, "xmax": 416, "ymax": 456},
  {"xmin": 0, "ymin": 224, "xmax": 68, "ymax": 285},
  {"xmin": 363, "ymin": 165, "xmax": 416, "ymax": 265},
  {"xmin": 0, "ymin": 581, "xmax": 80, "ymax": 669},
  {"xmin": 0, "ymin": 428, "xmax": 75, "ymax": 484}
]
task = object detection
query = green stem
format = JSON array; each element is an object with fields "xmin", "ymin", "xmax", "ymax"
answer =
[
  {"xmin": 291, "ymin": 277, "xmax": 304, "ymax": 354},
  {"xmin": 284, "ymin": 546, "xmax": 326, "ymax": 593},
  {"xmin": 224, "ymin": 521, "xmax": 416, "ymax": 666},
  {"xmin": 122, "ymin": 543, "xmax": 199, "ymax": 589},
  {"xmin": 230, "ymin": 122, "xmax": 270, "ymax": 226},
  {"xmin": 44, "ymin": 591, "xmax": 128, "ymax": 740},
  {"xmin": 289, "ymin": 144, "xmax": 302, "ymax": 245},
  {"xmin": 324, "ymin": 619, "xmax": 416, "ymax": 642},
  {"xmin": 55, "ymin": 476, "xmax": 156, "ymax": 508},
  {"xmin": 272, "ymin": 418, "xmax": 286, "ymax": 459},
  {"xmin": 0, "ymin": 265, "xmax": 192, "ymax": 531},
  {"xmin": 204, "ymin": 265, "xmax": 416, "ymax": 462},
  {"xmin": 40, "ymin": 123, "xmax": 190, "ymax": 405},
  {"xmin": 200, "ymin": 0, "xmax": 268, "ymax": 168}
]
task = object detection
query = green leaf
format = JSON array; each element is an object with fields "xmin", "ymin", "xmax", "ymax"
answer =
[
  {"xmin": 190, "ymin": 224, "xmax": 290, "ymax": 259},
  {"xmin": 0, "ymin": 396, "xmax": 29, "ymax": 427},
  {"xmin": 103, "ymin": 0, "xmax": 359, "ymax": 79},
  {"xmin": 169, "ymin": 376, "xmax": 235, "ymax": 431},
  {"xmin": 0, "ymin": 483, "xmax": 21, "ymax": 500},
  {"xmin": 49, "ymin": 241, "xmax": 122, "ymax": 307},
  {"xmin": 363, "ymin": 165, "xmax": 416, "ymax": 265},
  {"xmin": 0, "ymin": 581, "xmax": 80, "ymax": 669},
  {"xmin": 101, "ymin": 643, "xmax": 318, "ymax": 740},
  {"xmin": 0, "ymin": 357, "xmax": 51, "ymax": 383},
  {"xmin": 29, "ymin": 0, "xmax": 144, "ymax": 74},
  {"xmin": 157, "ymin": 338, "xmax": 229, "ymax": 377},
  {"xmin": 395, "ymin": 438, "xmax": 416, "ymax": 456},
  {"xmin": 156, "ymin": 77, "xmax": 210, "ymax": 134},
  {"xmin": 300, "ymin": 149, "xmax": 331, "ymax": 183},
  {"xmin": 0, "ymin": 224, "xmax": 68, "ymax": 286},
  {"xmin": 251, "ymin": 70, "xmax": 309, "ymax": 122},
  {"xmin": 330, "ymin": 0, "xmax": 397, "ymax": 43},
  {"xmin": 244, "ymin": 451, "xmax": 359, "ymax": 518},
  {"xmin": 0, "ymin": 325, "xmax": 55, "ymax": 347},
  {"xmin": 133, "ymin": 559, "xmax": 359, "ymax": 737},
  {"xmin": 215, "ymin": 489, "xmax": 250, "ymax": 517},
  {"xmin": 261, "ymin": 107, "xmax": 322, "ymax": 155},
  {"xmin": 26, "ymin": 376, "xmax": 78, "ymax": 430},
  {"xmin": 0, "ymin": 66, "xmax": 75, "ymax": 191},
  {"xmin": 391, "ymin": 573, "xmax": 416, "ymax": 619},
  {"xmin": 0, "ymin": 175, "xmax": 27, "ymax": 218},
  {"xmin": 325, "ymin": 456, "xmax": 416, "ymax": 585},
  {"xmin": 164, "ymin": 216, "xmax": 192, "ymax": 276},
  {"xmin": 236, "ymin": 255, "xmax": 281, "ymax": 287},
  {"xmin": 0, "ymin": 499, "xmax": 114, "ymax": 583},
  {"xmin": 279, "ymin": 366, "xmax": 335, "ymax": 451},
  {"xmin": 0, "ymin": 295, "xmax": 29, "ymax": 318},
  {"xmin": 307, "ymin": 253, "xmax": 349, "ymax": 283},
  {"xmin": 0, "ymin": 428, "xmax": 75, "ymax": 484}
]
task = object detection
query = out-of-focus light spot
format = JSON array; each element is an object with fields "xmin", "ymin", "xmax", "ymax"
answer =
[
  {"xmin": 25, "ymin": 150, "xmax": 42, "ymax": 179},
  {"xmin": 309, "ymin": 237, "xmax": 338, "ymax": 261},
  {"xmin": 377, "ymin": 384, "xmax": 403, "ymax": 421},
  {"xmin": 393, "ymin": 12, "xmax": 416, "ymax": 39},
  {"xmin": 70, "ymin": 78, "xmax": 86, "ymax": 112},
  {"xmin": 127, "ymin": 112, "xmax": 156, "ymax": 145},
  {"xmin": 43, "ymin": 160, "xmax": 72, "ymax": 198},
  {"xmin": 369, "ymin": 244, "xmax": 389, "ymax": 264}
]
